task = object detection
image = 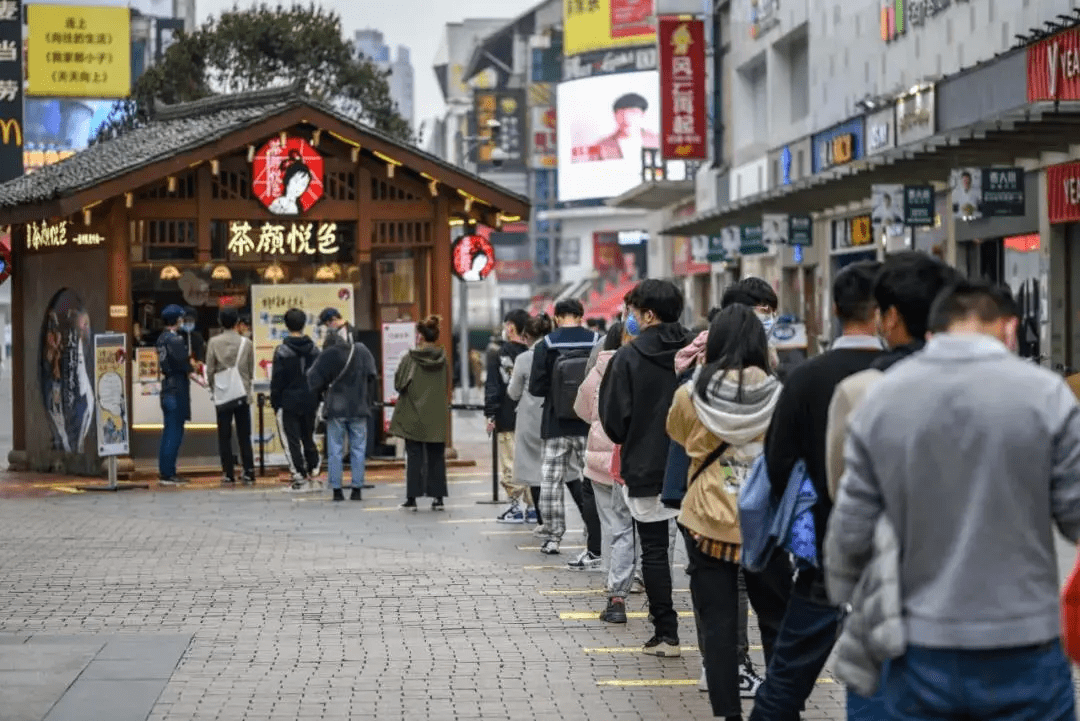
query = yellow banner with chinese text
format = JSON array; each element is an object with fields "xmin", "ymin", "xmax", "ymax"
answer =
[
  {"xmin": 564, "ymin": 0, "xmax": 656, "ymax": 57},
  {"xmin": 27, "ymin": 4, "xmax": 131, "ymax": 98}
]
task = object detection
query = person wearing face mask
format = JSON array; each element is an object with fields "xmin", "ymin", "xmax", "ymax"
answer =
[
  {"xmin": 178, "ymin": 307, "xmax": 206, "ymax": 364},
  {"xmin": 486, "ymin": 309, "xmax": 534, "ymax": 523},
  {"xmin": 828, "ymin": 280, "xmax": 1080, "ymax": 721}
]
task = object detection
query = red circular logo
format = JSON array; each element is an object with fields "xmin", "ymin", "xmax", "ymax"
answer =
[
  {"xmin": 0, "ymin": 243, "xmax": 10, "ymax": 286},
  {"xmin": 452, "ymin": 234, "xmax": 496, "ymax": 281},
  {"xmin": 252, "ymin": 137, "xmax": 325, "ymax": 215}
]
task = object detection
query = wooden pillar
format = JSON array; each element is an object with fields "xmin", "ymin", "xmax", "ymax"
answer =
[
  {"xmin": 106, "ymin": 201, "xmax": 129, "ymax": 334},
  {"xmin": 433, "ymin": 196, "xmax": 454, "ymax": 453},
  {"xmin": 196, "ymin": 165, "xmax": 212, "ymax": 263},
  {"xmin": 10, "ymin": 223, "xmax": 24, "ymax": 457},
  {"xmin": 356, "ymin": 166, "xmax": 372, "ymax": 264}
]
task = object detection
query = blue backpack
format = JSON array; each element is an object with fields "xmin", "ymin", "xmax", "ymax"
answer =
[{"xmin": 738, "ymin": 455, "xmax": 818, "ymax": 573}]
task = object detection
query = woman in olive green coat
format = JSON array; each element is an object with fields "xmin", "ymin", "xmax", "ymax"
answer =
[{"xmin": 390, "ymin": 315, "xmax": 450, "ymax": 510}]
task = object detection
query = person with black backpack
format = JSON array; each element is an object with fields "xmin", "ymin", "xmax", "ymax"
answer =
[
  {"xmin": 599, "ymin": 279, "xmax": 693, "ymax": 658},
  {"xmin": 271, "ymin": 308, "xmax": 321, "ymax": 492},
  {"xmin": 529, "ymin": 299, "xmax": 601, "ymax": 556}
]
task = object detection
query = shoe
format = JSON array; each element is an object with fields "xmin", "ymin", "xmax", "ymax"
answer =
[
  {"xmin": 739, "ymin": 659, "xmax": 764, "ymax": 699},
  {"xmin": 220, "ymin": 476, "xmax": 236, "ymax": 486},
  {"xmin": 699, "ymin": 665, "xmax": 708, "ymax": 692},
  {"xmin": 332, "ymin": 488, "xmax": 345, "ymax": 502},
  {"xmin": 567, "ymin": 550, "xmax": 602, "ymax": 571},
  {"xmin": 532, "ymin": 524, "xmax": 547, "ymax": 538},
  {"xmin": 309, "ymin": 478, "xmax": 325, "ymax": 492},
  {"xmin": 540, "ymin": 540, "xmax": 560, "ymax": 555},
  {"xmin": 496, "ymin": 503, "xmax": 525, "ymax": 524},
  {"xmin": 642, "ymin": 636, "xmax": 681, "ymax": 658},
  {"xmin": 630, "ymin": 573, "xmax": 645, "ymax": 594},
  {"xmin": 350, "ymin": 487, "xmax": 362, "ymax": 501},
  {"xmin": 241, "ymin": 472, "xmax": 255, "ymax": 486},
  {"xmin": 525, "ymin": 508, "xmax": 539, "ymax": 524},
  {"xmin": 400, "ymin": 498, "xmax": 418, "ymax": 511},
  {"xmin": 600, "ymin": 596, "xmax": 627, "ymax": 624},
  {"xmin": 289, "ymin": 479, "xmax": 311, "ymax": 493},
  {"xmin": 158, "ymin": 476, "xmax": 189, "ymax": 486},
  {"xmin": 432, "ymin": 498, "xmax": 445, "ymax": 511}
]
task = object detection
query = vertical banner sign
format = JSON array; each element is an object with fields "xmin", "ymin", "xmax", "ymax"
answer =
[
  {"xmin": 94, "ymin": 333, "xmax": 129, "ymax": 457},
  {"xmin": 0, "ymin": 0, "xmax": 22, "ymax": 183},
  {"xmin": 659, "ymin": 17, "xmax": 706, "ymax": 160},
  {"xmin": 788, "ymin": 215, "xmax": 813, "ymax": 246},
  {"xmin": 903, "ymin": 185, "xmax": 935, "ymax": 226},
  {"xmin": 381, "ymin": 323, "xmax": 417, "ymax": 433},
  {"xmin": 980, "ymin": 168, "xmax": 1025, "ymax": 217},
  {"xmin": 740, "ymin": 225, "xmax": 767, "ymax": 255}
]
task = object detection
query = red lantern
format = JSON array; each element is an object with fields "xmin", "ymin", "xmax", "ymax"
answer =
[{"xmin": 452, "ymin": 234, "xmax": 496, "ymax": 281}]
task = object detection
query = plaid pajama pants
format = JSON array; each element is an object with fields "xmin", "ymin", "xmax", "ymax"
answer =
[{"xmin": 539, "ymin": 435, "xmax": 586, "ymax": 542}]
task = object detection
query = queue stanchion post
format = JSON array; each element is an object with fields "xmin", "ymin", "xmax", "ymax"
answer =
[{"xmin": 257, "ymin": 393, "xmax": 266, "ymax": 478}]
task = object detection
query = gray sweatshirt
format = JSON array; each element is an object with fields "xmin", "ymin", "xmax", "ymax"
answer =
[{"xmin": 830, "ymin": 333, "xmax": 1080, "ymax": 650}]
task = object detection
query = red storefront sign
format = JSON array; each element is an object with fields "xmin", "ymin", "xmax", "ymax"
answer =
[
  {"xmin": 1028, "ymin": 26, "xmax": 1080, "ymax": 101},
  {"xmin": 1047, "ymin": 161, "xmax": 1080, "ymax": 224},
  {"xmin": 659, "ymin": 17, "xmax": 706, "ymax": 161},
  {"xmin": 252, "ymin": 136, "xmax": 325, "ymax": 215},
  {"xmin": 611, "ymin": 0, "xmax": 653, "ymax": 39},
  {"xmin": 593, "ymin": 232, "xmax": 621, "ymax": 273}
]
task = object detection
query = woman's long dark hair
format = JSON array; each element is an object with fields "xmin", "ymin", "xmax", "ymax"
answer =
[
  {"xmin": 695, "ymin": 304, "xmax": 770, "ymax": 402},
  {"xmin": 603, "ymin": 321, "xmax": 624, "ymax": 351}
]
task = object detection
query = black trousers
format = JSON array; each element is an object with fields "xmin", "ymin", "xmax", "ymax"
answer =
[
  {"xmin": 216, "ymin": 401, "xmax": 254, "ymax": 480},
  {"xmin": 684, "ymin": 533, "xmax": 793, "ymax": 718},
  {"xmin": 405, "ymin": 440, "xmax": 448, "ymax": 500},
  {"xmin": 578, "ymin": 477, "xmax": 603, "ymax": 557},
  {"xmin": 530, "ymin": 486, "xmax": 543, "ymax": 525},
  {"xmin": 279, "ymin": 408, "xmax": 319, "ymax": 478},
  {"xmin": 637, "ymin": 518, "xmax": 678, "ymax": 640}
]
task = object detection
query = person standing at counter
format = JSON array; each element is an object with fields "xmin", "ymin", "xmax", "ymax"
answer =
[
  {"xmin": 318, "ymin": 307, "xmax": 360, "ymax": 349},
  {"xmin": 206, "ymin": 308, "xmax": 256, "ymax": 486},
  {"xmin": 157, "ymin": 304, "xmax": 192, "ymax": 486}
]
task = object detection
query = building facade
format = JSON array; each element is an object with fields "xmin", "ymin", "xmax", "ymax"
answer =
[{"xmin": 355, "ymin": 29, "xmax": 415, "ymax": 128}]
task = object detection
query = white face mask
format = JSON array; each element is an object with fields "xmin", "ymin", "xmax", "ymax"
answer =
[
  {"xmin": 501, "ymin": 328, "xmax": 509, "ymax": 342},
  {"xmin": 756, "ymin": 311, "xmax": 776, "ymax": 335}
]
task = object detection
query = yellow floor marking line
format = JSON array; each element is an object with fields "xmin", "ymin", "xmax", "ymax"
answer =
[
  {"xmin": 516, "ymin": 545, "xmax": 586, "ymax": 551},
  {"xmin": 560, "ymin": 610, "xmax": 696, "ymax": 620},
  {"xmin": 439, "ymin": 518, "xmax": 499, "ymax": 524},
  {"xmin": 582, "ymin": 644, "xmax": 763, "ymax": 654},
  {"xmin": 368, "ymin": 491, "xmax": 489, "ymax": 500},
  {"xmin": 541, "ymin": 588, "xmax": 608, "ymax": 596},
  {"xmin": 523, "ymin": 565, "xmax": 569, "ymax": 570},
  {"xmin": 363, "ymin": 504, "xmax": 472, "ymax": 512},
  {"xmin": 50, "ymin": 486, "xmax": 85, "ymax": 494},
  {"xmin": 597, "ymin": 677, "xmax": 833, "ymax": 688}
]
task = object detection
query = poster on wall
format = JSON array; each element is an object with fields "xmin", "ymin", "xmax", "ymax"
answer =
[
  {"xmin": 950, "ymin": 168, "xmax": 983, "ymax": 220},
  {"xmin": 762, "ymin": 214, "xmax": 789, "ymax": 246},
  {"xmin": 0, "ymin": 0, "xmax": 23, "ymax": 184},
  {"xmin": 788, "ymin": 215, "xmax": 812, "ymax": 246},
  {"xmin": 39, "ymin": 288, "xmax": 95, "ymax": 454},
  {"xmin": 94, "ymin": 333, "xmax": 129, "ymax": 457},
  {"xmin": 27, "ymin": 4, "xmax": 132, "ymax": 98},
  {"xmin": 252, "ymin": 136, "xmax": 325, "ymax": 216},
  {"xmin": 563, "ymin": 0, "xmax": 655, "ymax": 57},
  {"xmin": 557, "ymin": 70, "xmax": 661, "ymax": 202},
  {"xmin": 250, "ymin": 284, "xmax": 355, "ymax": 466},
  {"xmin": 981, "ymin": 167, "xmax": 1025, "ymax": 218},
  {"xmin": 903, "ymin": 185, "xmax": 935, "ymax": 226},
  {"xmin": 872, "ymin": 184, "xmax": 905, "ymax": 239},
  {"xmin": 135, "ymin": 346, "xmax": 159, "ymax": 396},
  {"xmin": 381, "ymin": 322, "xmax": 416, "ymax": 433}
]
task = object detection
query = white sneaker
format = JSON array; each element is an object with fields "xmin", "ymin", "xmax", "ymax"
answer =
[
  {"xmin": 567, "ymin": 550, "xmax": 602, "ymax": 571},
  {"xmin": 309, "ymin": 478, "xmax": 325, "ymax": 492},
  {"xmin": 532, "ymin": 524, "xmax": 547, "ymax": 538},
  {"xmin": 495, "ymin": 503, "xmax": 525, "ymax": 524},
  {"xmin": 630, "ymin": 573, "xmax": 645, "ymax": 594},
  {"xmin": 699, "ymin": 665, "xmax": 708, "ymax": 692},
  {"xmin": 288, "ymin": 479, "xmax": 311, "ymax": 493},
  {"xmin": 740, "ymin": 660, "xmax": 764, "ymax": 699},
  {"xmin": 540, "ymin": 540, "xmax": 560, "ymax": 555}
]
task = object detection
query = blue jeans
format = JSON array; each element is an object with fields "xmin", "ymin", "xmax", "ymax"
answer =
[
  {"xmin": 885, "ymin": 642, "xmax": 1075, "ymax": 720},
  {"xmin": 326, "ymin": 417, "xmax": 367, "ymax": 490},
  {"xmin": 750, "ymin": 570, "xmax": 843, "ymax": 721},
  {"xmin": 158, "ymin": 394, "xmax": 187, "ymax": 478},
  {"xmin": 848, "ymin": 686, "xmax": 889, "ymax": 720}
]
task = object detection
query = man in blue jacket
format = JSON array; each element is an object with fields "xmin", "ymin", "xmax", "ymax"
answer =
[{"xmin": 157, "ymin": 304, "xmax": 192, "ymax": 486}]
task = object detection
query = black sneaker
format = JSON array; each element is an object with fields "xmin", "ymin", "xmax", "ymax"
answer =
[
  {"xmin": 600, "ymin": 597, "xmax": 627, "ymax": 624},
  {"xmin": 220, "ymin": 476, "xmax": 236, "ymax": 486},
  {"xmin": 332, "ymin": 488, "xmax": 345, "ymax": 502},
  {"xmin": 642, "ymin": 636, "xmax": 681, "ymax": 657},
  {"xmin": 350, "ymin": 487, "xmax": 362, "ymax": 501},
  {"xmin": 431, "ymin": 498, "xmax": 445, "ymax": 511},
  {"xmin": 400, "ymin": 498, "xmax": 418, "ymax": 511},
  {"xmin": 241, "ymin": 472, "xmax": 255, "ymax": 486}
]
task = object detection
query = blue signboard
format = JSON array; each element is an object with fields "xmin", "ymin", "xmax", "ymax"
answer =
[{"xmin": 812, "ymin": 117, "xmax": 865, "ymax": 175}]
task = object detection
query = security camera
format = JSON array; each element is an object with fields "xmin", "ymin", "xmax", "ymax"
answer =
[
  {"xmin": 489, "ymin": 147, "xmax": 508, "ymax": 169},
  {"xmin": 485, "ymin": 118, "xmax": 502, "ymax": 130}
]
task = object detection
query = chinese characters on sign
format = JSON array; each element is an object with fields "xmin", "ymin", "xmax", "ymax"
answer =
[
  {"xmin": 981, "ymin": 167, "xmax": 1025, "ymax": 218},
  {"xmin": 903, "ymin": 185, "xmax": 935, "ymax": 226},
  {"xmin": 28, "ymin": 4, "xmax": 131, "ymax": 98},
  {"xmin": 251, "ymin": 136, "xmax": 325, "ymax": 215},
  {"xmin": 25, "ymin": 220, "xmax": 105, "ymax": 251},
  {"xmin": 93, "ymin": 333, "xmax": 129, "ymax": 457},
  {"xmin": 473, "ymin": 90, "xmax": 525, "ymax": 171},
  {"xmin": 563, "ymin": 0, "xmax": 654, "ymax": 57},
  {"xmin": 659, "ymin": 17, "xmax": 706, "ymax": 161},
  {"xmin": 227, "ymin": 221, "xmax": 340, "ymax": 257},
  {"xmin": 0, "ymin": 0, "xmax": 21, "ymax": 183}
]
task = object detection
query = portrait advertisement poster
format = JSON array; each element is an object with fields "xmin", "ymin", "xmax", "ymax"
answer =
[
  {"xmin": 872, "ymin": 184, "xmax": 905, "ymax": 239},
  {"xmin": 381, "ymin": 323, "xmax": 416, "ymax": 433},
  {"xmin": 94, "ymin": 333, "xmax": 128, "ymax": 457},
  {"xmin": 951, "ymin": 167, "xmax": 983, "ymax": 220},
  {"xmin": 762, "ymin": 214, "xmax": 789, "ymax": 247},
  {"xmin": 251, "ymin": 283, "xmax": 354, "ymax": 466},
  {"xmin": 556, "ymin": 70, "xmax": 661, "ymax": 202}
]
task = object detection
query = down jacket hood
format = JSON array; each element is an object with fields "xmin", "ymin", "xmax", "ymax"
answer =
[{"xmin": 689, "ymin": 365, "xmax": 781, "ymax": 446}]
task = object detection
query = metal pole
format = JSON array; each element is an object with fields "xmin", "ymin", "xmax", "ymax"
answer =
[
  {"xmin": 491, "ymin": 429, "xmax": 499, "ymax": 502},
  {"xmin": 459, "ymin": 278, "xmax": 470, "ymax": 403},
  {"xmin": 257, "ymin": 393, "xmax": 266, "ymax": 477},
  {"xmin": 107, "ymin": 455, "xmax": 117, "ymax": 490}
]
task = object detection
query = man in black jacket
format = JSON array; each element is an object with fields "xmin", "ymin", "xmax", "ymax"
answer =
[
  {"xmin": 530, "ymin": 298, "xmax": 600, "ymax": 555},
  {"xmin": 599, "ymin": 279, "xmax": 692, "ymax": 658},
  {"xmin": 271, "ymin": 308, "xmax": 322, "ymax": 491},
  {"xmin": 157, "ymin": 304, "xmax": 192, "ymax": 486},
  {"xmin": 318, "ymin": 307, "xmax": 360, "ymax": 350},
  {"xmin": 749, "ymin": 261, "xmax": 883, "ymax": 721},
  {"xmin": 486, "ymin": 308, "xmax": 532, "ymax": 523},
  {"xmin": 307, "ymin": 334, "xmax": 378, "ymax": 502}
]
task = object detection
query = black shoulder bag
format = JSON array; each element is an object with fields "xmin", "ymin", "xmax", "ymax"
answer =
[{"xmin": 689, "ymin": 441, "xmax": 731, "ymax": 486}]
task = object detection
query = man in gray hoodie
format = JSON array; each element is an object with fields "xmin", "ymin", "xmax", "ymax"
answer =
[{"xmin": 830, "ymin": 279, "xmax": 1080, "ymax": 720}]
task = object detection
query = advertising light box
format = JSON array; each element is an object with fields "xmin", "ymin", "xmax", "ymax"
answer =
[{"xmin": 557, "ymin": 70, "xmax": 660, "ymax": 202}]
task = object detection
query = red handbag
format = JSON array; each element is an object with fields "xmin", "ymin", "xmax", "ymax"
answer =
[{"xmin": 1062, "ymin": 544, "xmax": 1080, "ymax": 664}]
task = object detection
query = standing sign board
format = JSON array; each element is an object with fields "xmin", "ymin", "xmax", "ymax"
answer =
[
  {"xmin": 658, "ymin": 17, "xmax": 706, "ymax": 161},
  {"xmin": 788, "ymin": 215, "xmax": 812, "ymax": 246},
  {"xmin": 381, "ymin": 322, "xmax": 416, "ymax": 433},
  {"xmin": 94, "ymin": 333, "xmax": 128, "ymax": 457},
  {"xmin": 0, "ymin": 0, "xmax": 22, "ymax": 183}
]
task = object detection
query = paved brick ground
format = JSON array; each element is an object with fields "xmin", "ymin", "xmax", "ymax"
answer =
[{"xmin": 0, "ymin": 414, "xmax": 850, "ymax": 720}]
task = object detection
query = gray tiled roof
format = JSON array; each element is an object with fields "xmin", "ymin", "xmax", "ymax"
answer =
[{"xmin": 0, "ymin": 84, "xmax": 529, "ymax": 210}]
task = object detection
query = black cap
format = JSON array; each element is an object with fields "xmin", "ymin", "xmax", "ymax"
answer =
[
  {"xmin": 182, "ymin": 306, "xmax": 197, "ymax": 320},
  {"xmin": 613, "ymin": 93, "xmax": 648, "ymax": 112},
  {"xmin": 161, "ymin": 304, "xmax": 184, "ymax": 324},
  {"xmin": 318, "ymin": 307, "xmax": 342, "ymax": 326}
]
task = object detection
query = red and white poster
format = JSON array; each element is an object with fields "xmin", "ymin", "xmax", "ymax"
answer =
[
  {"xmin": 1028, "ymin": 26, "xmax": 1080, "ymax": 102},
  {"xmin": 252, "ymin": 136, "xmax": 325, "ymax": 215},
  {"xmin": 659, "ymin": 17, "xmax": 707, "ymax": 161},
  {"xmin": 611, "ymin": 0, "xmax": 653, "ymax": 38},
  {"xmin": 452, "ymin": 233, "xmax": 496, "ymax": 281}
]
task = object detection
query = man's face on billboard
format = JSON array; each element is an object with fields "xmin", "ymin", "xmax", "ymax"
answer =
[
  {"xmin": 961, "ymin": 174, "xmax": 972, "ymax": 191},
  {"xmin": 615, "ymin": 107, "xmax": 646, "ymax": 134}
]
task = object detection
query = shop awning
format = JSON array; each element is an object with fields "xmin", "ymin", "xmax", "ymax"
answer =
[{"xmin": 663, "ymin": 100, "xmax": 1080, "ymax": 236}]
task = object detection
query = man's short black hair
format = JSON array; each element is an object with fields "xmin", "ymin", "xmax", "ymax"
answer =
[
  {"xmin": 554, "ymin": 298, "xmax": 585, "ymax": 318},
  {"xmin": 625, "ymin": 279, "xmax": 684, "ymax": 324},
  {"xmin": 873, "ymin": 252, "xmax": 960, "ymax": 340},
  {"xmin": 737, "ymin": 277, "xmax": 778, "ymax": 311},
  {"xmin": 613, "ymin": 93, "xmax": 648, "ymax": 112},
  {"xmin": 834, "ymin": 261, "xmax": 881, "ymax": 324},
  {"xmin": 961, "ymin": 170, "xmax": 972, "ymax": 180},
  {"xmin": 928, "ymin": 279, "xmax": 1019, "ymax": 333},
  {"xmin": 183, "ymin": 306, "xmax": 197, "ymax": 321},
  {"xmin": 238, "ymin": 313, "xmax": 251, "ymax": 327},
  {"xmin": 284, "ymin": 308, "xmax": 307, "ymax": 333},
  {"xmin": 219, "ymin": 308, "xmax": 239, "ymax": 329},
  {"xmin": 504, "ymin": 309, "xmax": 530, "ymax": 336}
]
